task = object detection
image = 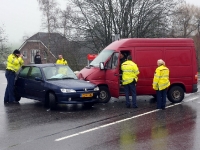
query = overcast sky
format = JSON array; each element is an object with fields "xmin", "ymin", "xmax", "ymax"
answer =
[
  {"xmin": 0, "ymin": 0, "xmax": 200, "ymax": 48},
  {"xmin": 0, "ymin": 0, "xmax": 67, "ymax": 48}
]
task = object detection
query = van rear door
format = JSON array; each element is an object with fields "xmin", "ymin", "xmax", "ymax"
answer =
[{"xmin": 105, "ymin": 52, "xmax": 120, "ymax": 98}]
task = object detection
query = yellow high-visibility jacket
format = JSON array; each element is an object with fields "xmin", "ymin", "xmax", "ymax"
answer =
[
  {"xmin": 6, "ymin": 54, "xmax": 24, "ymax": 72},
  {"xmin": 56, "ymin": 58, "xmax": 67, "ymax": 65},
  {"xmin": 153, "ymin": 65, "xmax": 170, "ymax": 90},
  {"xmin": 121, "ymin": 60, "xmax": 140, "ymax": 85}
]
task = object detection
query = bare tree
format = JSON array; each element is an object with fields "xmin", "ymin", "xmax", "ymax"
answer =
[
  {"xmin": 58, "ymin": 6, "xmax": 74, "ymax": 38},
  {"xmin": 170, "ymin": 4, "xmax": 199, "ymax": 37},
  {"xmin": 191, "ymin": 6, "xmax": 200, "ymax": 71},
  {"xmin": 37, "ymin": 0, "xmax": 59, "ymax": 33},
  {"xmin": 0, "ymin": 26, "xmax": 10, "ymax": 63},
  {"xmin": 194, "ymin": 6, "xmax": 200, "ymax": 36},
  {"xmin": 70, "ymin": 0, "xmax": 181, "ymax": 52},
  {"xmin": 37, "ymin": 0, "xmax": 60, "ymax": 62}
]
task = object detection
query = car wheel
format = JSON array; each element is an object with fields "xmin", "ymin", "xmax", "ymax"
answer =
[
  {"xmin": 49, "ymin": 92, "xmax": 57, "ymax": 110},
  {"xmin": 83, "ymin": 103, "xmax": 94, "ymax": 108},
  {"xmin": 167, "ymin": 86, "xmax": 184, "ymax": 103},
  {"xmin": 98, "ymin": 86, "xmax": 111, "ymax": 103}
]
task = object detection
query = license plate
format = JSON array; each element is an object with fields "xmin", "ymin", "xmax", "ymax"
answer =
[{"xmin": 81, "ymin": 93, "xmax": 93, "ymax": 97}]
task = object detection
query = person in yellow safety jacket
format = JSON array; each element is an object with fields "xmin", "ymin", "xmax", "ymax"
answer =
[
  {"xmin": 4, "ymin": 49, "xmax": 24, "ymax": 104},
  {"xmin": 152, "ymin": 59, "xmax": 170, "ymax": 110},
  {"xmin": 121, "ymin": 55, "xmax": 140, "ymax": 108},
  {"xmin": 56, "ymin": 55, "xmax": 68, "ymax": 65},
  {"xmin": 56, "ymin": 55, "xmax": 68, "ymax": 75}
]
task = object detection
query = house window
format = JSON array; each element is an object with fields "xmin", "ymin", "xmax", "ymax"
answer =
[
  {"xmin": 43, "ymin": 50, "xmax": 47, "ymax": 59},
  {"xmin": 30, "ymin": 49, "xmax": 40, "ymax": 63},
  {"xmin": 22, "ymin": 51, "xmax": 27, "ymax": 59}
]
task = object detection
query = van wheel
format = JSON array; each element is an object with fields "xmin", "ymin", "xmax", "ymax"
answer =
[
  {"xmin": 98, "ymin": 86, "xmax": 111, "ymax": 103},
  {"xmin": 167, "ymin": 86, "xmax": 184, "ymax": 103},
  {"xmin": 49, "ymin": 92, "xmax": 57, "ymax": 110}
]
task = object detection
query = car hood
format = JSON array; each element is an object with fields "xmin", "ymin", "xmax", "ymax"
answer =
[
  {"xmin": 79, "ymin": 67, "xmax": 95, "ymax": 79},
  {"xmin": 48, "ymin": 79, "xmax": 96, "ymax": 89}
]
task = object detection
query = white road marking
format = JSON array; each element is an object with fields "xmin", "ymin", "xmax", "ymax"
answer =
[
  {"xmin": 55, "ymin": 95, "xmax": 200, "ymax": 142},
  {"xmin": 55, "ymin": 103, "xmax": 182, "ymax": 142},
  {"xmin": 184, "ymin": 97, "xmax": 199, "ymax": 102}
]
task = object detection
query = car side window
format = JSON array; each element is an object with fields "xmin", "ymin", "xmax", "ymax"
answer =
[
  {"xmin": 28, "ymin": 67, "xmax": 42, "ymax": 79},
  {"xmin": 18, "ymin": 67, "xmax": 30, "ymax": 78},
  {"xmin": 105, "ymin": 53, "xmax": 119, "ymax": 69},
  {"xmin": 112, "ymin": 53, "xmax": 119, "ymax": 69}
]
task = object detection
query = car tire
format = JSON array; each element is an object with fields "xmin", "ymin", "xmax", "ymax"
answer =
[
  {"xmin": 49, "ymin": 92, "xmax": 57, "ymax": 110},
  {"xmin": 167, "ymin": 86, "xmax": 184, "ymax": 103},
  {"xmin": 98, "ymin": 86, "xmax": 111, "ymax": 103}
]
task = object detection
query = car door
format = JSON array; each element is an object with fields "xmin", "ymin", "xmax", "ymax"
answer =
[
  {"xmin": 25, "ymin": 67, "xmax": 45, "ymax": 100},
  {"xmin": 105, "ymin": 52, "xmax": 120, "ymax": 98},
  {"xmin": 15, "ymin": 66, "xmax": 31, "ymax": 97}
]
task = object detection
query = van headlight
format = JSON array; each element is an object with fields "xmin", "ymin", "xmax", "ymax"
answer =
[
  {"xmin": 61, "ymin": 89, "xmax": 76, "ymax": 93},
  {"xmin": 94, "ymin": 86, "xmax": 99, "ymax": 91}
]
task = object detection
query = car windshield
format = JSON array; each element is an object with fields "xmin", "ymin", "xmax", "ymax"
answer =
[
  {"xmin": 42, "ymin": 65, "xmax": 77, "ymax": 80},
  {"xmin": 89, "ymin": 50, "xmax": 114, "ymax": 67}
]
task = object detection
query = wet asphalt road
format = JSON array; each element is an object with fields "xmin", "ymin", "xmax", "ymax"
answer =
[{"xmin": 0, "ymin": 70, "xmax": 200, "ymax": 150}]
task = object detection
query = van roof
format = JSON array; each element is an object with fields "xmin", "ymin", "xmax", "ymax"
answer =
[{"xmin": 105, "ymin": 38, "xmax": 194, "ymax": 49}]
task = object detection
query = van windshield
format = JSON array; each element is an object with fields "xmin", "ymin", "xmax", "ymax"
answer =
[{"xmin": 90, "ymin": 50, "xmax": 114, "ymax": 67}]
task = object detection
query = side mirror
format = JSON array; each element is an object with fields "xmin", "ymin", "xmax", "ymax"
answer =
[
  {"xmin": 35, "ymin": 77, "xmax": 43, "ymax": 81},
  {"xmin": 99, "ymin": 62, "xmax": 105, "ymax": 70}
]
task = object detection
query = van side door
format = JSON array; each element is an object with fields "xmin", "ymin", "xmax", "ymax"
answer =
[{"xmin": 105, "ymin": 52, "xmax": 120, "ymax": 98}]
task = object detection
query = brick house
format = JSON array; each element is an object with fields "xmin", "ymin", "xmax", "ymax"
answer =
[
  {"xmin": 19, "ymin": 32, "xmax": 68, "ymax": 65},
  {"xmin": 18, "ymin": 32, "xmax": 97, "ymax": 71}
]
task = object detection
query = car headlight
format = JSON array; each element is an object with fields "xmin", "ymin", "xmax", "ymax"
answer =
[
  {"xmin": 94, "ymin": 86, "xmax": 99, "ymax": 91},
  {"xmin": 61, "ymin": 89, "xmax": 76, "ymax": 93}
]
